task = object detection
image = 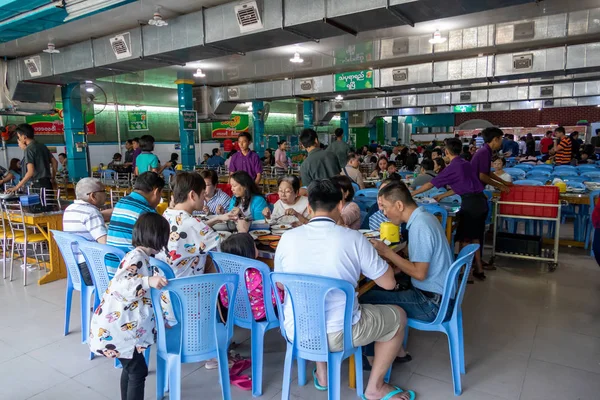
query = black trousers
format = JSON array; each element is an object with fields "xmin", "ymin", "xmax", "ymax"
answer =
[
  {"xmin": 118, "ymin": 349, "xmax": 148, "ymax": 400},
  {"xmin": 31, "ymin": 178, "xmax": 53, "ymax": 191}
]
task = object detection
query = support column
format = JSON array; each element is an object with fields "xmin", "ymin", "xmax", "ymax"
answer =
[
  {"xmin": 391, "ymin": 116, "xmax": 399, "ymax": 144},
  {"xmin": 303, "ymin": 100, "xmax": 314, "ymax": 129},
  {"xmin": 252, "ymin": 100, "xmax": 265, "ymax": 155},
  {"xmin": 61, "ymin": 83, "xmax": 89, "ymax": 180},
  {"xmin": 369, "ymin": 123, "xmax": 377, "ymax": 143},
  {"xmin": 175, "ymin": 78, "xmax": 196, "ymax": 170},
  {"xmin": 340, "ymin": 111, "xmax": 349, "ymax": 142}
]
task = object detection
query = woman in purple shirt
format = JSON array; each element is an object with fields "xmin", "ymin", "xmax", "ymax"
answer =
[
  {"xmin": 228, "ymin": 132, "xmax": 263, "ymax": 185},
  {"xmin": 411, "ymin": 138, "xmax": 488, "ymax": 281}
]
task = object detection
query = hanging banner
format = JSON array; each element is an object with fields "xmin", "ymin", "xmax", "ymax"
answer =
[
  {"xmin": 127, "ymin": 110, "xmax": 148, "ymax": 131},
  {"xmin": 25, "ymin": 101, "xmax": 96, "ymax": 135},
  {"xmin": 211, "ymin": 114, "xmax": 249, "ymax": 139},
  {"xmin": 335, "ymin": 70, "xmax": 373, "ymax": 91},
  {"xmin": 181, "ymin": 110, "xmax": 198, "ymax": 131},
  {"xmin": 334, "ymin": 42, "xmax": 374, "ymax": 65}
]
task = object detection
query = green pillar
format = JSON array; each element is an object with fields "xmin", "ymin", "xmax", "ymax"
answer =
[
  {"xmin": 252, "ymin": 100, "xmax": 265, "ymax": 154},
  {"xmin": 61, "ymin": 83, "xmax": 89, "ymax": 180},
  {"xmin": 176, "ymin": 78, "xmax": 196, "ymax": 170},
  {"xmin": 303, "ymin": 100, "xmax": 314, "ymax": 129},
  {"xmin": 340, "ymin": 111, "xmax": 349, "ymax": 142}
]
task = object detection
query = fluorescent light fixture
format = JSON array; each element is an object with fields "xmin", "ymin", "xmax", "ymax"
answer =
[
  {"xmin": 499, "ymin": 80, "xmax": 508, "ymax": 84},
  {"xmin": 335, "ymin": 95, "xmax": 343, "ymax": 100},
  {"xmin": 193, "ymin": 68, "xmax": 206, "ymax": 78},
  {"xmin": 410, "ymin": 88, "xmax": 416, "ymax": 91},
  {"xmin": 428, "ymin": 29, "xmax": 447, "ymax": 44},
  {"xmin": 290, "ymin": 52, "xmax": 303, "ymax": 63},
  {"xmin": 86, "ymin": 87, "xmax": 95, "ymax": 93}
]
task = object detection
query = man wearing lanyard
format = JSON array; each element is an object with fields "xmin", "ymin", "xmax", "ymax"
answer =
[
  {"xmin": 228, "ymin": 132, "xmax": 262, "ymax": 184},
  {"xmin": 7, "ymin": 123, "xmax": 57, "ymax": 193}
]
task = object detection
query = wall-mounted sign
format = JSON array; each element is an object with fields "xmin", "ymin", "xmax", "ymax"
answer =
[
  {"xmin": 127, "ymin": 110, "xmax": 148, "ymax": 131},
  {"xmin": 181, "ymin": 110, "xmax": 197, "ymax": 131},
  {"xmin": 334, "ymin": 42, "xmax": 374, "ymax": 66},
  {"xmin": 25, "ymin": 101, "xmax": 96, "ymax": 135},
  {"xmin": 335, "ymin": 70, "xmax": 373, "ymax": 92},
  {"xmin": 453, "ymin": 105, "xmax": 477, "ymax": 113},
  {"xmin": 211, "ymin": 114, "xmax": 249, "ymax": 139}
]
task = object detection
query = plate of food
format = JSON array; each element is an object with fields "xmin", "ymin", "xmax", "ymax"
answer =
[
  {"xmin": 359, "ymin": 229, "xmax": 380, "ymax": 238},
  {"xmin": 257, "ymin": 234, "xmax": 281, "ymax": 242},
  {"xmin": 217, "ymin": 231, "xmax": 232, "ymax": 240},
  {"xmin": 269, "ymin": 241, "xmax": 280, "ymax": 249},
  {"xmin": 271, "ymin": 223, "xmax": 292, "ymax": 231},
  {"xmin": 249, "ymin": 230, "xmax": 271, "ymax": 240}
]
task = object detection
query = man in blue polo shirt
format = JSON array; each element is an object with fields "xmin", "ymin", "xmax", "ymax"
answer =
[
  {"xmin": 361, "ymin": 181, "xmax": 454, "ymax": 323},
  {"xmin": 106, "ymin": 171, "xmax": 165, "ymax": 276}
]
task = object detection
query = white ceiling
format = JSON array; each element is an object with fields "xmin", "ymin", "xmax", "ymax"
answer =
[{"xmin": 0, "ymin": 0, "xmax": 232, "ymax": 57}]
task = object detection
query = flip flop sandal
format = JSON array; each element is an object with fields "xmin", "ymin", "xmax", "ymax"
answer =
[
  {"xmin": 361, "ymin": 385, "xmax": 416, "ymax": 400},
  {"xmin": 230, "ymin": 374, "xmax": 252, "ymax": 391},
  {"xmin": 312, "ymin": 368, "xmax": 327, "ymax": 391},
  {"xmin": 230, "ymin": 359, "xmax": 252, "ymax": 376}
]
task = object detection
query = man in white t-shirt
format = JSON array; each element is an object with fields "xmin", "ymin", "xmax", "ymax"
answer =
[{"xmin": 275, "ymin": 180, "xmax": 413, "ymax": 400}]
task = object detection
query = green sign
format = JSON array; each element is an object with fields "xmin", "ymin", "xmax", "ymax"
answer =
[
  {"xmin": 334, "ymin": 42, "xmax": 374, "ymax": 65},
  {"xmin": 335, "ymin": 70, "xmax": 373, "ymax": 92},
  {"xmin": 453, "ymin": 105, "xmax": 477, "ymax": 113},
  {"xmin": 211, "ymin": 114, "xmax": 249, "ymax": 139},
  {"xmin": 127, "ymin": 110, "xmax": 148, "ymax": 131},
  {"xmin": 181, "ymin": 110, "xmax": 197, "ymax": 131}
]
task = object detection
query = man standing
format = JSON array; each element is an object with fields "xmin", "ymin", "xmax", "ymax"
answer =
[
  {"xmin": 550, "ymin": 126, "xmax": 572, "ymax": 165},
  {"xmin": 207, "ymin": 148, "xmax": 225, "ymax": 169},
  {"xmin": 123, "ymin": 139, "xmax": 134, "ymax": 166},
  {"xmin": 540, "ymin": 131, "xmax": 554, "ymax": 155},
  {"xmin": 130, "ymin": 137, "xmax": 141, "ymax": 171},
  {"xmin": 63, "ymin": 178, "xmax": 111, "ymax": 286},
  {"xmin": 327, "ymin": 128, "xmax": 351, "ymax": 167},
  {"xmin": 473, "ymin": 128, "xmax": 511, "ymax": 193},
  {"xmin": 501, "ymin": 134, "xmax": 519, "ymax": 157},
  {"xmin": 228, "ymin": 132, "xmax": 262, "ymax": 184},
  {"xmin": 299, "ymin": 129, "xmax": 341, "ymax": 187},
  {"xmin": 275, "ymin": 180, "xmax": 413, "ymax": 400},
  {"xmin": 7, "ymin": 123, "xmax": 57, "ymax": 193},
  {"xmin": 341, "ymin": 151, "xmax": 365, "ymax": 189}
]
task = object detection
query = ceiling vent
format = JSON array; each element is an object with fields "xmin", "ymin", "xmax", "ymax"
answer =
[
  {"xmin": 110, "ymin": 33, "xmax": 132, "ymax": 60},
  {"xmin": 513, "ymin": 54, "xmax": 533, "ymax": 70},
  {"xmin": 334, "ymin": 102, "xmax": 343, "ymax": 110},
  {"xmin": 349, "ymin": 111, "xmax": 366, "ymax": 127},
  {"xmin": 513, "ymin": 21, "xmax": 535, "ymax": 41},
  {"xmin": 391, "ymin": 97, "xmax": 402, "ymax": 106},
  {"xmin": 482, "ymin": 103, "xmax": 492, "ymax": 110},
  {"xmin": 540, "ymin": 86, "xmax": 554, "ymax": 96},
  {"xmin": 429, "ymin": 106, "xmax": 438, "ymax": 113},
  {"xmin": 299, "ymin": 79, "xmax": 314, "ymax": 92},
  {"xmin": 460, "ymin": 92, "xmax": 472, "ymax": 101},
  {"xmin": 227, "ymin": 87, "xmax": 240, "ymax": 100},
  {"xmin": 234, "ymin": 1, "xmax": 264, "ymax": 34},
  {"xmin": 391, "ymin": 38, "xmax": 409, "ymax": 55},
  {"xmin": 23, "ymin": 56, "xmax": 42, "ymax": 78},
  {"xmin": 392, "ymin": 68, "xmax": 408, "ymax": 82},
  {"xmin": 543, "ymin": 99, "xmax": 554, "ymax": 107}
]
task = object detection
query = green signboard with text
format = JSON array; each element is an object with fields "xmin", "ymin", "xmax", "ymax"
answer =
[
  {"xmin": 453, "ymin": 105, "xmax": 477, "ymax": 113},
  {"xmin": 335, "ymin": 70, "xmax": 374, "ymax": 92},
  {"xmin": 127, "ymin": 110, "xmax": 148, "ymax": 131},
  {"xmin": 181, "ymin": 110, "xmax": 198, "ymax": 131}
]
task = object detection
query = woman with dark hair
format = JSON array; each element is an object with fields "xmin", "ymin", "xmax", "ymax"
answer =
[
  {"xmin": 219, "ymin": 171, "xmax": 268, "ymax": 221},
  {"xmin": 569, "ymin": 131, "xmax": 581, "ymax": 160},
  {"xmin": 370, "ymin": 156, "xmax": 389, "ymax": 178},
  {"xmin": 274, "ymin": 140, "xmax": 289, "ymax": 175},
  {"xmin": 262, "ymin": 175, "xmax": 309, "ymax": 225},
  {"xmin": 360, "ymin": 145, "xmax": 369, "ymax": 157},
  {"xmin": 330, "ymin": 175, "xmax": 361, "ymax": 229},
  {"xmin": 433, "ymin": 157, "xmax": 446, "ymax": 174},
  {"xmin": 0, "ymin": 158, "xmax": 21, "ymax": 186},
  {"xmin": 134, "ymin": 135, "xmax": 171, "ymax": 175},
  {"xmin": 525, "ymin": 133, "xmax": 536, "ymax": 157},
  {"xmin": 169, "ymin": 153, "xmax": 179, "ymax": 170},
  {"xmin": 262, "ymin": 148, "xmax": 275, "ymax": 167}
]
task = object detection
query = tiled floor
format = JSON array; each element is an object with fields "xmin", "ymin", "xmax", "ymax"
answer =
[{"xmin": 0, "ymin": 247, "xmax": 599, "ymax": 400}]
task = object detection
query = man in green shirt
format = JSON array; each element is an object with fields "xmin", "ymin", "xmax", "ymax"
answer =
[
  {"xmin": 300, "ymin": 128, "xmax": 341, "ymax": 187},
  {"xmin": 8, "ymin": 123, "xmax": 57, "ymax": 193},
  {"xmin": 327, "ymin": 128, "xmax": 351, "ymax": 167}
]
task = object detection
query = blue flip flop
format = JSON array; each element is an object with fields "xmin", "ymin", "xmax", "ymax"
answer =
[
  {"xmin": 361, "ymin": 385, "xmax": 416, "ymax": 400},
  {"xmin": 312, "ymin": 368, "xmax": 327, "ymax": 391}
]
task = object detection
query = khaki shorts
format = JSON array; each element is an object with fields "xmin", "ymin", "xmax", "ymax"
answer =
[{"xmin": 327, "ymin": 304, "xmax": 405, "ymax": 352}]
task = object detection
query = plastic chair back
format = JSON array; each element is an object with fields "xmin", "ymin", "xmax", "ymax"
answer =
[
  {"xmin": 526, "ymin": 170, "xmax": 551, "ymax": 178},
  {"xmin": 513, "ymin": 180, "xmax": 544, "ymax": 186},
  {"xmin": 526, "ymin": 174, "xmax": 550, "ymax": 183},
  {"xmin": 354, "ymin": 189, "xmax": 379, "ymax": 212},
  {"xmin": 149, "ymin": 257, "xmax": 176, "ymax": 279},
  {"xmin": 583, "ymin": 171, "xmax": 600, "ymax": 179},
  {"xmin": 439, "ymin": 194, "xmax": 462, "ymax": 204},
  {"xmin": 555, "ymin": 171, "xmax": 579, "ymax": 178},
  {"xmin": 150, "ymin": 274, "xmax": 238, "ymax": 362},
  {"xmin": 110, "ymin": 189, "xmax": 129, "ymax": 208},
  {"xmin": 503, "ymin": 168, "xmax": 526, "ymax": 180},
  {"xmin": 210, "ymin": 252, "xmax": 278, "ymax": 330},
  {"xmin": 217, "ymin": 183, "xmax": 233, "ymax": 197},
  {"xmin": 351, "ymin": 182, "xmax": 360, "ymax": 193},
  {"xmin": 513, "ymin": 164, "xmax": 533, "ymax": 172},
  {"xmin": 270, "ymin": 273, "xmax": 356, "ymax": 360},
  {"xmin": 42, "ymin": 188, "xmax": 61, "ymax": 209},
  {"xmin": 51, "ymin": 231, "xmax": 86, "ymax": 292},
  {"xmin": 421, "ymin": 204, "xmax": 448, "ymax": 230},
  {"xmin": 554, "ymin": 165, "xmax": 576, "ymax": 171},
  {"xmin": 532, "ymin": 165, "xmax": 553, "ymax": 171},
  {"xmin": 355, "ymin": 188, "xmax": 378, "ymax": 198},
  {"xmin": 589, "ymin": 190, "xmax": 600, "ymax": 217},
  {"xmin": 577, "ymin": 165, "xmax": 598, "ymax": 173},
  {"xmin": 266, "ymin": 193, "xmax": 279, "ymax": 204},
  {"xmin": 77, "ymin": 241, "xmax": 126, "ymax": 296}
]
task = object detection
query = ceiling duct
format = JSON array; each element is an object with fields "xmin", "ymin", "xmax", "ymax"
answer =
[
  {"xmin": 234, "ymin": 1, "xmax": 264, "ymax": 33},
  {"xmin": 513, "ymin": 21, "xmax": 536, "ymax": 41},
  {"xmin": 193, "ymin": 86, "xmax": 240, "ymax": 121}
]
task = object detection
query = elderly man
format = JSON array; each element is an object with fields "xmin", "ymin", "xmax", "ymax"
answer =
[{"xmin": 62, "ymin": 178, "xmax": 111, "ymax": 286}]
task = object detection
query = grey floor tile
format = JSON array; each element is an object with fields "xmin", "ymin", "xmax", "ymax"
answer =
[
  {"xmin": 531, "ymin": 326, "xmax": 600, "ymax": 374},
  {"xmin": 0, "ymin": 354, "xmax": 69, "ymax": 400},
  {"xmin": 520, "ymin": 359, "xmax": 600, "ymax": 400}
]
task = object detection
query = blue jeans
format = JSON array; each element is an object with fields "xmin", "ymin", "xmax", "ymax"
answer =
[{"xmin": 359, "ymin": 287, "xmax": 453, "ymax": 357}]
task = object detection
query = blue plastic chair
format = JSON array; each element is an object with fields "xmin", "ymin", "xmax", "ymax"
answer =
[
  {"xmin": 561, "ymin": 176, "xmax": 586, "ymax": 183},
  {"xmin": 577, "ymin": 165, "xmax": 598, "ymax": 173},
  {"xmin": 532, "ymin": 164, "xmax": 553, "ymax": 171},
  {"xmin": 566, "ymin": 182, "xmax": 586, "ymax": 191},
  {"xmin": 210, "ymin": 252, "xmax": 280, "ymax": 397},
  {"xmin": 403, "ymin": 244, "xmax": 479, "ymax": 396},
  {"xmin": 525, "ymin": 174, "xmax": 550, "ymax": 183},
  {"xmin": 270, "ymin": 273, "xmax": 367, "ymax": 400},
  {"xmin": 149, "ymin": 257, "xmax": 176, "ymax": 279},
  {"xmin": 513, "ymin": 164, "xmax": 533, "ymax": 172},
  {"xmin": 439, "ymin": 194, "xmax": 462, "ymax": 204},
  {"xmin": 555, "ymin": 171, "xmax": 580, "ymax": 178},
  {"xmin": 583, "ymin": 171, "xmax": 600, "ymax": 180},
  {"xmin": 554, "ymin": 165, "xmax": 576, "ymax": 171},
  {"xmin": 151, "ymin": 274, "xmax": 239, "ymax": 400},
  {"xmin": 51, "ymin": 231, "xmax": 96, "ymax": 355},
  {"xmin": 421, "ymin": 204, "xmax": 448, "ymax": 230},
  {"xmin": 351, "ymin": 182, "xmax": 360, "ymax": 193},
  {"xmin": 354, "ymin": 189, "xmax": 379, "ymax": 212},
  {"xmin": 526, "ymin": 170, "xmax": 551, "ymax": 178},
  {"xmin": 585, "ymin": 190, "xmax": 600, "ymax": 256},
  {"xmin": 505, "ymin": 157, "xmax": 517, "ymax": 167},
  {"xmin": 513, "ymin": 180, "xmax": 544, "ymax": 186},
  {"xmin": 503, "ymin": 168, "xmax": 526, "ymax": 180}
]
